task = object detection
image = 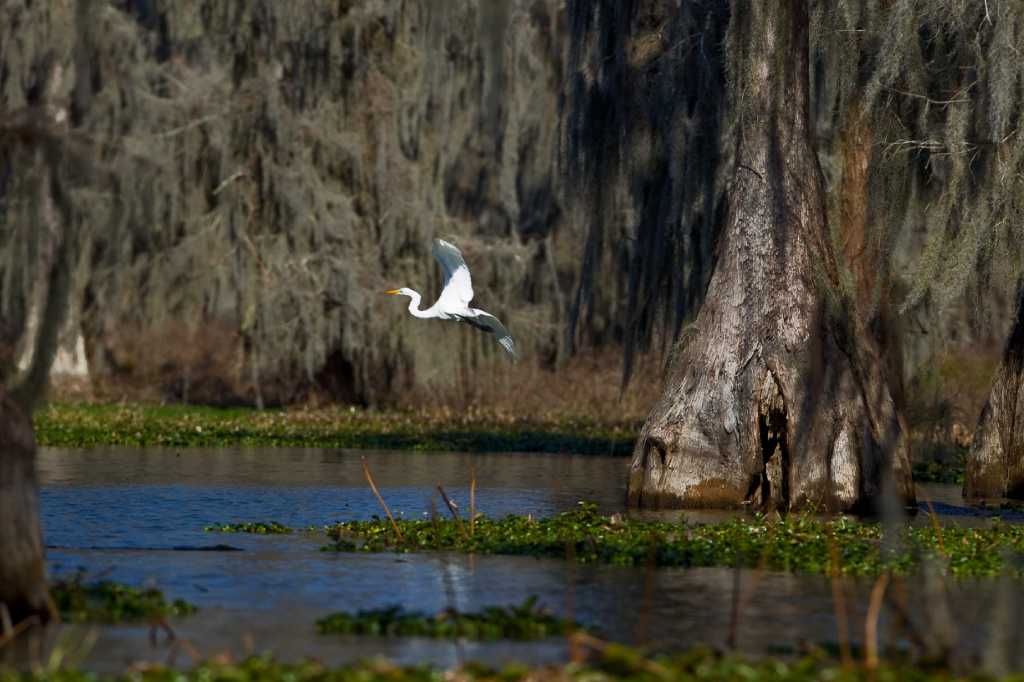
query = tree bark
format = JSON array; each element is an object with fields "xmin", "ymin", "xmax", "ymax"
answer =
[
  {"xmin": 838, "ymin": 100, "xmax": 905, "ymax": 410},
  {"xmin": 627, "ymin": 0, "xmax": 915, "ymax": 511},
  {"xmin": 963, "ymin": 287, "xmax": 1024, "ymax": 499},
  {"xmin": 0, "ymin": 386, "xmax": 50, "ymax": 624}
]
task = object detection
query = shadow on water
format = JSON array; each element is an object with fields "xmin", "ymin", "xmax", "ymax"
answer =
[{"xmin": 18, "ymin": 447, "xmax": 1024, "ymax": 670}]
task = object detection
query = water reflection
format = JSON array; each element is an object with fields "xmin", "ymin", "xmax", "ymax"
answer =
[{"xmin": 22, "ymin": 447, "xmax": 1024, "ymax": 670}]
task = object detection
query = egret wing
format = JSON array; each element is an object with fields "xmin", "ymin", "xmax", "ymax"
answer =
[
  {"xmin": 465, "ymin": 310, "xmax": 517, "ymax": 359},
  {"xmin": 433, "ymin": 238, "xmax": 474, "ymax": 310}
]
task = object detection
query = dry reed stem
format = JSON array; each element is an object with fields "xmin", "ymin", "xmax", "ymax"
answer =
[
  {"xmin": 361, "ymin": 456, "xmax": 403, "ymax": 540},
  {"xmin": 0, "ymin": 608, "xmax": 41, "ymax": 650},
  {"xmin": 173, "ymin": 634, "xmax": 204, "ymax": 665},
  {"xmin": 886, "ymin": 577, "xmax": 928, "ymax": 656},
  {"xmin": 437, "ymin": 485, "xmax": 467, "ymax": 538},
  {"xmin": 828, "ymin": 538, "xmax": 854, "ymax": 670},
  {"xmin": 634, "ymin": 543, "xmax": 658, "ymax": 646},
  {"xmin": 44, "ymin": 591, "xmax": 60, "ymax": 625},
  {"xmin": 566, "ymin": 541, "xmax": 582, "ymax": 664},
  {"xmin": 727, "ymin": 564, "xmax": 742, "ymax": 650},
  {"xmin": 864, "ymin": 572, "xmax": 890, "ymax": 670},
  {"xmin": 148, "ymin": 617, "xmax": 177, "ymax": 646},
  {"xmin": 429, "ymin": 496, "xmax": 441, "ymax": 535},
  {"xmin": 726, "ymin": 547, "xmax": 768, "ymax": 650},
  {"xmin": 0, "ymin": 604, "xmax": 12, "ymax": 640},
  {"xmin": 925, "ymin": 500, "xmax": 947, "ymax": 556},
  {"xmin": 570, "ymin": 631, "xmax": 672, "ymax": 676},
  {"xmin": 469, "ymin": 461, "xmax": 476, "ymax": 538}
]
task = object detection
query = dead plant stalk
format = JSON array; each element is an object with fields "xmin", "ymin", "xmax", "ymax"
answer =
[
  {"xmin": 829, "ymin": 538, "xmax": 854, "ymax": 670},
  {"xmin": 469, "ymin": 460, "xmax": 476, "ymax": 537},
  {"xmin": 437, "ymin": 485, "xmax": 467, "ymax": 538},
  {"xmin": 865, "ymin": 572, "xmax": 890, "ymax": 670},
  {"xmin": 361, "ymin": 456, "xmax": 403, "ymax": 540}
]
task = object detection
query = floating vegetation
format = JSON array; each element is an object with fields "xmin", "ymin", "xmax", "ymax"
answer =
[
  {"xmin": 324, "ymin": 502, "xmax": 1024, "ymax": 578},
  {"xmin": 912, "ymin": 459, "xmax": 966, "ymax": 485},
  {"xmin": 34, "ymin": 403, "xmax": 637, "ymax": 455},
  {"xmin": 205, "ymin": 521, "xmax": 296, "ymax": 534},
  {"xmin": 0, "ymin": 646, "xmax": 1012, "ymax": 682},
  {"xmin": 51, "ymin": 577, "xmax": 196, "ymax": 623},
  {"xmin": 316, "ymin": 597, "xmax": 586, "ymax": 640}
]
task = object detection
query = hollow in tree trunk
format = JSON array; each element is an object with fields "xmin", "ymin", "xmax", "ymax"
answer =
[
  {"xmin": 627, "ymin": 0, "xmax": 915, "ymax": 511},
  {"xmin": 964, "ymin": 288, "xmax": 1024, "ymax": 500},
  {"xmin": 0, "ymin": 386, "xmax": 50, "ymax": 624}
]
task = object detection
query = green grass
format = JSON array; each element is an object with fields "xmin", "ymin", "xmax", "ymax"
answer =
[
  {"xmin": 34, "ymin": 403, "xmax": 971, "ymax": 485},
  {"xmin": 0, "ymin": 647, "xmax": 1013, "ymax": 682},
  {"xmin": 316, "ymin": 596, "xmax": 587, "ymax": 640},
  {"xmin": 323, "ymin": 502, "xmax": 1024, "ymax": 578},
  {"xmin": 34, "ymin": 403, "xmax": 637, "ymax": 454},
  {"xmin": 51, "ymin": 576, "xmax": 196, "ymax": 623}
]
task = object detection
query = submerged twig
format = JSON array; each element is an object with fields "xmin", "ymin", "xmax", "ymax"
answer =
[{"xmin": 362, "ymin": 457, "xmax": 402, "ymax": 540}]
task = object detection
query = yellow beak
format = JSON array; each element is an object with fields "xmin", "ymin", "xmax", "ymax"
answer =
[{"xmin": 383, "ymin": 289, "xmax": 400, "ymax": 295}]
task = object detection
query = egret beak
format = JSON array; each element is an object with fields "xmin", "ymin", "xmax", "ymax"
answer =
[{"xmin": 383, "ymin": 289, "xmax": 400, "ymax": 295}]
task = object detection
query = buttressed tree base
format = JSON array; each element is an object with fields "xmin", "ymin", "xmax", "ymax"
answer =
[
  {"xmin": 964, "ymin": 288, "xmax": 1024, "ymax": 500},
  {"xmin": 626, "ymin": 0, "xmax": 914, "ymax": 511},
  {"xmin": 0, "ymin": 388, "xmax": 50, "ymax": 623}
]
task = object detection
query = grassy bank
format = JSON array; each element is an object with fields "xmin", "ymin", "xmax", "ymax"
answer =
[
  {"xmin": 0, "ymin": 647, "xmax": 1011, "ymax": 682},
  {"xmin": 34, "ymin": 403, "xmax": 638, "ymax": 455},
  {"xmin": 36, "ymin": 403, "xmax": 972, "ymax": 487},
  {"xmin": 322, "ymin": 503, "xmax": 1024, "ymax": 578}
]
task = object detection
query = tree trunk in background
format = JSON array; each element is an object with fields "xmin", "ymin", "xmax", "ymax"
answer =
[
  {"xmin": 839, "ymin": 100, "xmax": 905, "ymax": 409},
  {"xmin": 627, "ymin": 0, "xmax": 915, "ymax": 511},
  {"xmin": 0, "ymin": 387, "xmax": 50, "ymax": 624},
  {"xmin": 964, "ymin": 287, "xmax": 1024, "ymax": 499}
]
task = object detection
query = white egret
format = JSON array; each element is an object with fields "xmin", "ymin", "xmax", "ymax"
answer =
[{"xmin": 385, "ymin": 239, "xmax": 518, "ymax": 358}]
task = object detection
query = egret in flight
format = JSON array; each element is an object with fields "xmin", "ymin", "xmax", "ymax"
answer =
[{"xmin": 385, "ymin": 239, "xmax": 517, "ymax": 358}]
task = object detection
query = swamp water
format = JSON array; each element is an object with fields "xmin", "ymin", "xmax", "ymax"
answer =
[{"xmin": 15, "ymin": 448, "xmax": 1024, "ymax": 670}]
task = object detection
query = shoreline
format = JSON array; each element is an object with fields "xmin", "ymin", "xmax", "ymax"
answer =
[
  {"xmin": 33, "ymin": 403, "xmax": 639, "ymax": 455},
  {"xmin": 34, "ymin": 402, "xmax": 966, "ymax": 485}
]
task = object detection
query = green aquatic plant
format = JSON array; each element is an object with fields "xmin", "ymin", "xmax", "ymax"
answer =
[
  {"xmin": 205, "ymin": 521, "xmax": 296, "ymax": 534},
  {"xmin": 324, "ymin": 502, "xmax": 1024, "ymax": 578},
  {"xmin": 50, "ymin": 577, "xmax": 196, "ymax": 623},
  {"xmin": 34, "ymin": 403, "xmax": 637, "ymax": 455},
  {"xmin": 316, "ymin": 596, "xmax": 586, "ymax": 640},
  {"xmin": 0, "ymin": 645, "xmax": 1014, "ymax": 682},
  {"xmin": 912, "ymin": 459, "xmax": 966, "ymax": 485}
]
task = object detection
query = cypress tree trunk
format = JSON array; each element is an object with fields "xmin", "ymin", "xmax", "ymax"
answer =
[
  {"xmin": 964, "ymin": 288, "xmax": 1024, "ymax": 499},
  {"xmin": 0, "ymin": 166, "xmax": 72, "ymax": 625},
  {"xmin": 0, "ymin": 387, "xmax": 50, "ymax": 624},
  {"xmin": 627, "ymin": 0, "xmax": 915, "ymax": 511},
  {"xmin": 838, "ymin": 101, "xmax": 905, "ymax": 410}
]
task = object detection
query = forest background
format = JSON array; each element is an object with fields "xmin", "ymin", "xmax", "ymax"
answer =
[{"xmin": 1, "ymin": 0, "xmax": 1018, "ymax": 472}]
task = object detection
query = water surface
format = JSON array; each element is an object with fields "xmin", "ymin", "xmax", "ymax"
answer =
[{"xmin": 16, "ymin": 447, "xmax": 1024, "ymax": 670}]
